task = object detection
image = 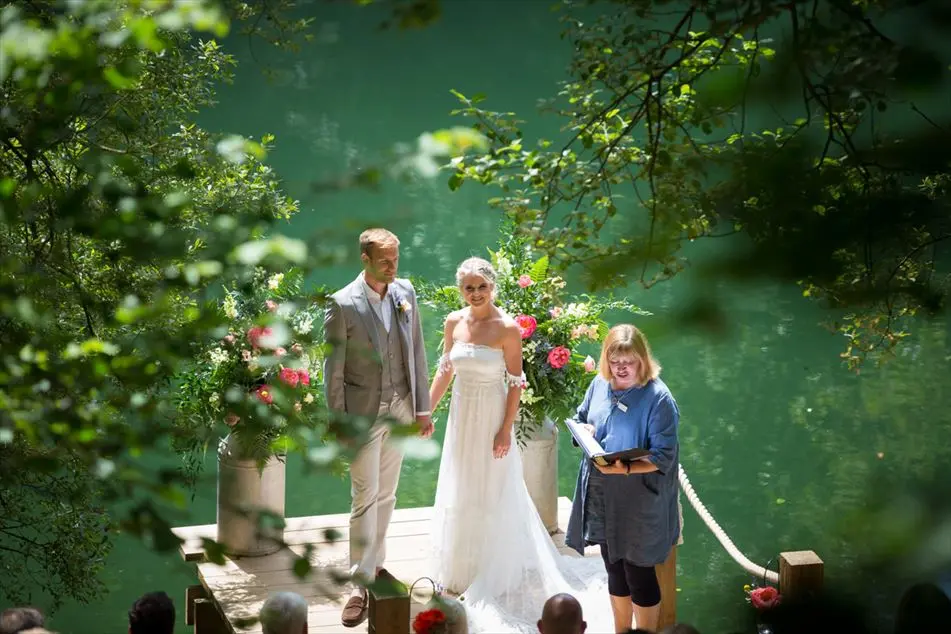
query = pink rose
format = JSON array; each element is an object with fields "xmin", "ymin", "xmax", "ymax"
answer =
[
  {"xmin": 583, "ymin": 355, "xmax": 596, "ymax": 372},
  {"xmin": 222, "ymin": 334, "xmax": 236, "ymax": 345},
  {"xmin": 749, "ymin": 586, "xmax": 782, "ymax": 611},
  {"xmin": 514, "ymin": 314, "xmax": 537, "ymax": 339},
  {"xmin": 224, "ymin": 413, "xmax": 240, "ymax": 427},
  {"xmin": 517, "ymin": 275, "xmax": 533, "ymax": 288},
  {"xmin": 279, "ymin": 367, "xmax": 300, "ymax": 387},
  {"xmin": 246, "ymin": 326, "xmax": 273, "ymax": 350},
  {"xmin": 275, "ymin": 347, "xmax": 287, "ymax": 357},
  {"xmin": 298, "ymin": 369, "xmax": 310, "ymax": 386},
  {"xmin": 547, "ymin": 346, "xmax": 571, "ymax": 369},
  {"xmin": 266, "ymin": 300, "xmax": 278, "ymax": 313},
  {"xmin": 550, "ymin": 306, "xmax": 563, "ymax": 318},
  {"xmin": 254, "ymin": 384, "xmax": 274, "ymax": 405}
]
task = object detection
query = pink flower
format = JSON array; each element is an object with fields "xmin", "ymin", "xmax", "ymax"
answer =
[
  {"xmin": 517, "ymin": 275, "xmax": 533, "ymax": 288},
  {"xmin": 266, "ymin": 300, "xmax": 278, "ymax": 313},
  {"xmin": 749, "ymin": 586, "xmax": 782, "ymax": 611},
  {"xmin": 547, "ymin": 346, "xmax": 571, "ymax": 369},
  {"xmin": 254, "ymin": 385, "xmax": 274, "ymax": 405},
  {"xmin": 583, "ymin": 355, "xmax": 597, "ymax": 372},
  {"xmin": 225, "ymin": 413, "xmax": 240, "ymax": 427},
  {"xmin": 275, "ymin": 347, "xmax": 287, "ymax": 357},
  {"xmin": 246, "ymin": 326, "xmax": 273, "ymax": 350},
  {"xmin": 222, "ymin": 334, "xmax": 236, "ymax": 345},
  {"xmin": 550, "ymin": 306, "xmax": 563, "ymax": 318},
  {"xmin": 291, "ymin": 343, "xmax": 304, "ymax": 355},
  {"xmin": 514, "ymin": 314, "xmax": 537, "ymax": 339},
  {"xmin": 241, "ymin": 349, "xmax": 252, "ymax": 362},
  {"xmin": 297, "ymin": 369, "xmax": 310, "ymax": 386},
  {"xmin": 279, "ymin": 367, "xmax": 300, "ymax": 387}
]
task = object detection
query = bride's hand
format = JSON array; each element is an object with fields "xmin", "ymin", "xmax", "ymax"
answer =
[{"xmin": 492, "ymin": 429, "xmax": 511, "ymax": 459}]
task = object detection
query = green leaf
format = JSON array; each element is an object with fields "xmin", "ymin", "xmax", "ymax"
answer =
[
  {"xmin": 293, "ymin": 556, "xmax": 312, "ymax": 578},
  {"xmin": 448, "ymin": 173, "xmax": 464, "ymax": 191},
  {"xmin": 103, "ymin": 66, "xmax": 136, "ymax": 89},
  {"xmin": 529, "ymin": 255, "xmax": 549, "ymax": 282}
]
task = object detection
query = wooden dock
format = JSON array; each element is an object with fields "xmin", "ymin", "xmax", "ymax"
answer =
[{"xmin": 172, "ymin": 496, "xmax": 602, "ymax": 634}]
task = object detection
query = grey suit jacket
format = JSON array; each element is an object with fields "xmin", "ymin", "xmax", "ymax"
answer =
[{"xmin": 323, "ymin": 274, "xmax": 431, "ymax": 418}]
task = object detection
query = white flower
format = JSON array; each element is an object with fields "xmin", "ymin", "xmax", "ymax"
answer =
[
  {"xmin": 247, "ymin": 354, "xmax": 260, "ymax": 372},
  {"xmin": 495, "ymin": 255, "xmax": 513, "ymax": 277},
  {"xmin": 565, "ymin": 302, "xmax": 589, "ymax": 318},
  {"xmin": 520, "ymin": 387, "xmax": 542, "ymax": 405},
  {"xmin": 398, "ymin": 299, "xmax": 412, "ymax": 315},
  {"xmin": 523, "ymin": 340, "xmax": 538, "ymax": 356},
  {"xmin": 222, "ymin": 294, "xmax": 238, "ymax": 319},
  {"xmin": 303, "ymin": 392, "xmax": 314, "ymax": 404},
  {"xmin": 208, "ymin": 347, "xmax": 229, "ymax": 366},
  {"xmin": 209, "ymin": 393, "xmax": 220, "ymax": 405},
  {"xmin": 295, "ymin": 314, "xmax": 314, "ymax": 335},
  {"xmin": 267, "ymin": 273, "xmax": 284, "ymax": 290},
  {"xmin": 551, "ymin": 276, "xmax": 567, "ymax": 289}
]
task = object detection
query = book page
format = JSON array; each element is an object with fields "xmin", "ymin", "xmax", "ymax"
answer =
[{"xmin": 565, "ymin": 419, "xmax": 605, "ymax": 459}]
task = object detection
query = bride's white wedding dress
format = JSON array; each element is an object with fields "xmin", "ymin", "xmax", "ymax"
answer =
[{"xmin": 430, "ymin": 342, "xmax": 613, "ymax": 633}]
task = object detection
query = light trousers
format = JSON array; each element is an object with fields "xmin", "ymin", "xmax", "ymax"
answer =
[{"xmin": 349, "ymin": 393, "xmax": 414, "ymax": 580}]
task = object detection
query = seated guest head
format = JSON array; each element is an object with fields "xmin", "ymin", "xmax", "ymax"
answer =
[
  {"xmin": 538, "ymin": 593, "xmax": 586, "ymax": 634},
  {"xmin": 599, "ymin": 324, "xmax": 661, "ymax": 390},
  {"xmin": 128, "ymin": 591, "xmax": 175, "ymax": 634},
  {"xmin": 260, "ymin": 592, "xmax": 308, "ymax": 634},
  {"xmin": 0, "ymin": 607, "xmax": 44, "ymax": 634},
  {"xmin": 894, "ymin": 582, "xmax": 951, "ymax": 634}
]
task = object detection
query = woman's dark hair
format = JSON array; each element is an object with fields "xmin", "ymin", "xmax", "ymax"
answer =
[{"xmin": 129, "ymin": 591, "xmax": 175, "ymax": 634}]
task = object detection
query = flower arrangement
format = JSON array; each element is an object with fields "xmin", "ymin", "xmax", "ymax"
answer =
[
  {"xmin": 416, "ymin": 224, "xmax": 646, "ymax": 441},
  {"xmin": 412, "ymin": 608, "xmax": 448, "ymax": 634},
  {"xmin": 175, "ymin": 268, "xmax": 324, "ymax": 467}
]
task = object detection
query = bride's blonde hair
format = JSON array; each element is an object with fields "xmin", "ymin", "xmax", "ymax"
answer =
[{"xmin": 455, "ymin": 257, "xmax": 498, "ymax": 302}]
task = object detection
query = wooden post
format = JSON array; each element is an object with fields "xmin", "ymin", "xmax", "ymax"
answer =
[
  {"xmin": 193, "ymin": 597, "xmax": 231, "ymax": 634},
  {"xmin": 656, "ymin": 545, "xmax": 678, "ymax": 630},
  {"xmin": 779, "ymin": 550, "xmax": 824, "ymax": 600},
  {"xmin": 368, "ymin": 570, "xmax": 410, "ymax": 634},
  {"xmin": 185, "ymin": 585, "xmax": 208, "ymax": 626}
]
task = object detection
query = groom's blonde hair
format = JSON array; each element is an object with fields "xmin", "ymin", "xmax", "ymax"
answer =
[
  {"xmin": 599, "ymin": 324, "xmax": 661, "ymax": 385},
  {"xmin": 359, "ymin": 228, "xmax": 399, "ymax": 257}
]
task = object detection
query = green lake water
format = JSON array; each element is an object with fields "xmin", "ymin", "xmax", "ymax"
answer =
[{"xmin": 41, "ymin": 1, "xmax": 950, "ymax": 632}]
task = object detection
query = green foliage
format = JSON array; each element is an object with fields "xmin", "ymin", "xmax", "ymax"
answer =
[
  {"xmin": 416, "ymin": 222, "xmax": 647, "ymax": 442},
  {"xmin": 445, "ymin": 0, "xmax": 951, "ymax": 369},
  {"xmin": 174, "ymin": 268, "xmax": 328, "ymax": 471}
]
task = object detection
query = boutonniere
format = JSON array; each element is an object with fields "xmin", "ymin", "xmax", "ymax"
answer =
[{"xmin": 396, "ymin": 296, "xmax": 412, "ymax": 320}]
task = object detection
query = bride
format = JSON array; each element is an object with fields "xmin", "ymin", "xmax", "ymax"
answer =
[{"xmin": 427, "ymin": 257, "xmax": 611, "ymax": 633}]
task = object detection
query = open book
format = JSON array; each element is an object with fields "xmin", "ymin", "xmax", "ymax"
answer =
[{"xmin": 565, "ymin": 419, "xmax": 652, "ymax": 467}]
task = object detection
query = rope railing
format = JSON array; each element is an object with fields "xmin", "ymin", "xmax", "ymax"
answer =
[{"xmin": 679, "ymin": 464, "xmax": 780, "ymax": 585}]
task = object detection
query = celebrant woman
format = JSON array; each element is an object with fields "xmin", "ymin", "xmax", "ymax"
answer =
[{"xmin": 565, "ymin": 323, "xmax": 681, "ymax": 633}]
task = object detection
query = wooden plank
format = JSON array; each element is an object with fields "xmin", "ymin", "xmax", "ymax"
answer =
[
  {"xmin": 175, "ymin": 505, "xmax": 435, "ymax": 561},
  {"xmin": 194, "ymin": 598, "xmax": 230, "ymax": 634},
  {"xmin": 185, "ymin": 584, "xmax": 207, "ymax": 626},
  {"xmin": 176, "ymin": 497, "xmax": 592, "ymax": 634},
  {"xmin": 656, "ymin": 546, "xmax": 677, "ymax": 630}
]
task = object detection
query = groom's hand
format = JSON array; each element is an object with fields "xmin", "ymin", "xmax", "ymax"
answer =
[{"xmin": 416, "ymin": 414, "xmax": 434, "ymax": 438}]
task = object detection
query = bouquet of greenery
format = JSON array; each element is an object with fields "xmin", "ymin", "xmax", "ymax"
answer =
[
  {"xmin": 416, "ymin": 226, "xmax": 646, "ymax": 442},
  {"xmin": 175, "ymin": 268, "xmax": 324, "ymax": 470}
]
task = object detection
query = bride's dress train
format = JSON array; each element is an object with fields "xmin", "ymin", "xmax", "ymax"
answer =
[{"xmin": 430, "ymin": 342, "xmax": 614, "ymax": 633}]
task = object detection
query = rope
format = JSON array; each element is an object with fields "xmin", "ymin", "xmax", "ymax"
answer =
[{"xmin": 679, "ymin": 463, "xmax": 779, "ymax": 585}]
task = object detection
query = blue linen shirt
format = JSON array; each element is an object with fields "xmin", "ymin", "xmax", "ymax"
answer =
[{"xmin": 565, "ymin": 375, "xmax": 681, "ymax": 567}]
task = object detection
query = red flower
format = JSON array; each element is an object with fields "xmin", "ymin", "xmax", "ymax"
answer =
[
  {"xmin": 749, "ymin": 586, "xmax": 782, "ymax": 610},
  {"xmin": 254, "ymin": 385, "xmax": 274, "ymax": 405},
  {"xmin": 514, "ymin": 314, "xmax": 537, "ymax": 339},
  {"xmin": 412, "ymin": 608, "xmax": 446, "ymax": 634},
  {"xmin": 246, "ymin": 326, "xmax": 273, "ymax": 350},
  {"xmin": 298, "ymin": 369, "xmax": 310, "ymax": 386},
  {"xmin": 547, "ymin": 345, "xmax": 571, "ymax": 369},
  {"xmin": 279, "ymin": 367, "xmax": 300, "ymax": 387}
]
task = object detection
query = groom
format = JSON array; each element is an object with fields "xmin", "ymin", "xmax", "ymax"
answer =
[{"xmin": 323, "ymin": 228, "xmax": 433, "ymax": 627}]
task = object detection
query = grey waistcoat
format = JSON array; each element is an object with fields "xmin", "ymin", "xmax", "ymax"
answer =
[{"xmin": 374, "ymin": 308, "xmax": 411, "ymax": 403}]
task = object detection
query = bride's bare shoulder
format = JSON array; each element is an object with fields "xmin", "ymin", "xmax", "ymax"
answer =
[{"xmin": 445, "ymin": 309, "xmax": 466, "ymax": 326}]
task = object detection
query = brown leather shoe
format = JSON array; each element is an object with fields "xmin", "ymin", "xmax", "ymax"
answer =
[{"xmin": 341, "ymin": 591, "xmax": 368, "ymax": 627}]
